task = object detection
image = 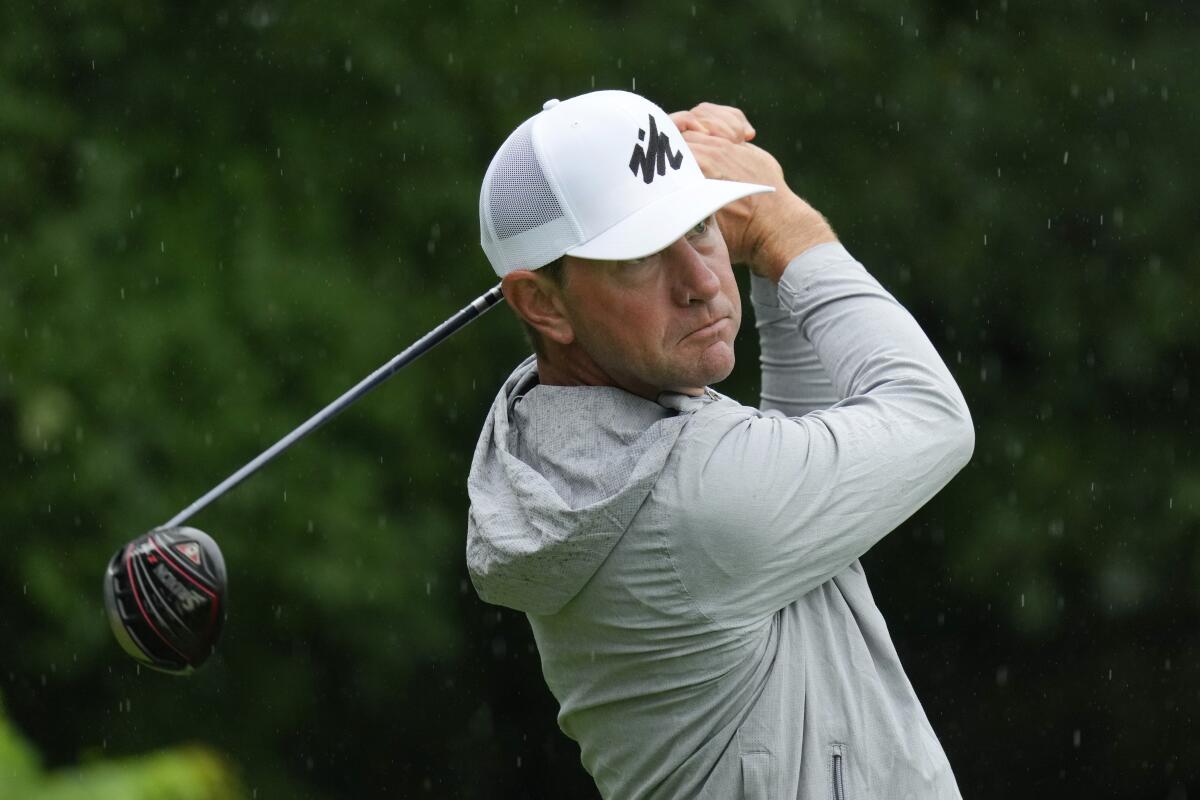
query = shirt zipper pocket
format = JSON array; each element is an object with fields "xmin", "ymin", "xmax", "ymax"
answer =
[{"xmin": 831, "ymin": 743, "xmax": 846, "ymax": 800}]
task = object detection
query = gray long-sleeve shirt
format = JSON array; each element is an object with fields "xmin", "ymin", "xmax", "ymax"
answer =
[{"xmin": 467, "ymin": 241, "xmax": 974, "ymax": 798}]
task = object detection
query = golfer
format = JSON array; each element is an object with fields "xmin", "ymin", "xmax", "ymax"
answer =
[{"xmin": 467, "ymin": 91, "xmax": 973, "ymax": 799}]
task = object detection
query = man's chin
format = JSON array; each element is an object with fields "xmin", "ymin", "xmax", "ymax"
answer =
[
  {"xmin": 668, "ymin": 346, "xmax": 735, "ymax": 394},
  {"xmin": 702, "ymin": 341, "xmax": 736, "ymax": 382}
]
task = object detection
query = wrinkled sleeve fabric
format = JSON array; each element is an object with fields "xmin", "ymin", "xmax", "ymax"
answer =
[
  {"xmin": 664, "ymin": 242, "xmax": 975, "ymax": 626},
  {"xmin": 750, "ymin": 270, "xmax": 842, "ymax": 415}
]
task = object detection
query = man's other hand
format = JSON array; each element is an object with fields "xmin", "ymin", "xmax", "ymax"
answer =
[{"xmin": 672, "ymin": 102, "xmax": 837, "ymax": 282}]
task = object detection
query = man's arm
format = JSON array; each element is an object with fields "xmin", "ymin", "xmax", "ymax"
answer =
[
  {"xmin": 665, "ymin": 240, "xmax": 975, "ymax": 624},
  {"xmin": 662, "ymin": 105, "xmax": 973, "ymax": 623},
  {"xmin": 752, "ymin": 271, "xmax": 842, "ymax": 416}
]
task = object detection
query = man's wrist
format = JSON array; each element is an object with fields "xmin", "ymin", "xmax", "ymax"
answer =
[{"xmin": 752, "ymin": 194, "xmax": 837, "ymax": 283}]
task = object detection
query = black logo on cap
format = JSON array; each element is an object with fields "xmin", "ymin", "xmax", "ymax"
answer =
[{"xmin": 629, "ymin": 114, "xmax": 684, "ymax": 184}]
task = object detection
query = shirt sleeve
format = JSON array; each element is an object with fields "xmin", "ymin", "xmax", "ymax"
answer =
[
  {"xmin": 750, "ymin": 272, "xmax": 842, "ymax": 415},
  {"xmin": 663, "ymin": 242, "xmax": 975, "ymax": 626}
]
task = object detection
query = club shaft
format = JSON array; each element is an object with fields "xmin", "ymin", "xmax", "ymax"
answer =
[{"xmin": 163, "ymin": 283, "xmax": 505, "ymax": 529}]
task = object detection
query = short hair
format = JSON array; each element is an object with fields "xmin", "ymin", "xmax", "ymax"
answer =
[{"xmin": 519, "ymin": 256, "xmax": 567, "ymax": 356}]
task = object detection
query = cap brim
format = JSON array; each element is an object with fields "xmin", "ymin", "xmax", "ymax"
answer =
[{"xmin": 564, "ymin": 179, "xmax": 774, "ymax": 262}]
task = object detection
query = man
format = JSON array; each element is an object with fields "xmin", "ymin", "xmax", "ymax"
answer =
[{"xmin": 467, "ymin": 90, "xmax": 974, "ymax": 799}]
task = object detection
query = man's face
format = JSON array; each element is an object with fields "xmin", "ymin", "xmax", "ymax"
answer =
[{"xmin": 557, "ymin": 216, "xmax": 742, "ymax": 398}]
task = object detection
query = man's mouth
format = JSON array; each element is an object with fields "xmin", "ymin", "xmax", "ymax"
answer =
[{"xmin": 682, "ymin": 316, "xmax": 731, "ymax": 342}]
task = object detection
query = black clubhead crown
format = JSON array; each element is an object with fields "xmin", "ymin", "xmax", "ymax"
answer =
[{"xmin": 103, "ymin": 526, "xmax": 227, "ymax": 675}]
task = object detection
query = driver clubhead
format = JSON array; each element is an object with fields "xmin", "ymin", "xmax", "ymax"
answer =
[{"xmin": 103, "ymin": 526, "xmax": 227, "ymax": 675}]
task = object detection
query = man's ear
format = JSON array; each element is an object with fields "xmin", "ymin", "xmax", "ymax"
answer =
[{"xmin": 501, "ymin": 269, "xmax": 575, "ymax": 345}]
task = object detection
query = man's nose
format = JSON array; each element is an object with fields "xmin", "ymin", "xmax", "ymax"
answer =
[{"xmin": 666, "ymin": 239, "xmax": 721, "ymax": 306}]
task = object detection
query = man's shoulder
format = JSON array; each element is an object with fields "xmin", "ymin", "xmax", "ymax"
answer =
[{"xmin": 661, "ymin": 393, "xmax": 784, "ymax": 470}]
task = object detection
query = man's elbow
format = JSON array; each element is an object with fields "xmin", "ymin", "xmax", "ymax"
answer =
[{"xmin": 945, "ymin": 398, "xmax": 976, "ymax": 472}]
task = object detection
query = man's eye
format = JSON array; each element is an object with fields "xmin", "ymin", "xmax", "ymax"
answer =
[{"xmin": 690, "ymin": 218, "xmax": 709, "ymax": 236}]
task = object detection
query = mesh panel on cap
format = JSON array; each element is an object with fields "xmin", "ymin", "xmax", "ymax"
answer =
[
  {"xmin": 480, "ymin": 119, "xmax": 581, "ymax": 276},
  {"xmin": 487, "ymin": 121, "xmax": 564, "ymax": 239}
]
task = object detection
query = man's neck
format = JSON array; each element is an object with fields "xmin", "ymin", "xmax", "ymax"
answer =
[{"xmin": 535, "ymin": 351, "xmax": 701, "ymax": 401}]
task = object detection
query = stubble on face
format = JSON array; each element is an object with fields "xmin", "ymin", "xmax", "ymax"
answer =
[{"xmin": 560, "ymin": 220, "xmax": 742, "ymax": 398}]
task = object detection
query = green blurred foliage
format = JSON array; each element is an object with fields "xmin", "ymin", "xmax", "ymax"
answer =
[
  {"xmin": 0, "ymin": 0, "xmax": 1195, "ymax": 798},
  {"xmin": 0, "ymin": 691, "xmax": 243, "ymax": 799}
]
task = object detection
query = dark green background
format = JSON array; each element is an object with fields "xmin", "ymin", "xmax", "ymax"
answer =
[{"xmin": 2, "ymin": 1, "xmax": 1196, "ymax": 797}]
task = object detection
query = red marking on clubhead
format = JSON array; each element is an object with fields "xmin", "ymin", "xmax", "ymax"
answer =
[{"xmin": 175, "ymin": 541, "xmax": 202, "ymax": 566}]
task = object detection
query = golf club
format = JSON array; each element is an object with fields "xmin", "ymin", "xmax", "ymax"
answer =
[{"xmin": 103, "ymin": 282, "xmax": 505, "ymax": 674}]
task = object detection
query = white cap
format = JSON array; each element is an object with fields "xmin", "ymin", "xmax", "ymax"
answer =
[{"xmin": 479, "ymin": 90, "xmax": 774, "ymax": 277}]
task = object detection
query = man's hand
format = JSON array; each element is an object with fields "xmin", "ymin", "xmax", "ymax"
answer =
[
  {"xmin": 671, "ymin": 103, "xmax": 836, "ymax": 282},
  {"xmin": 671, "ymin": 102, "xmax": 757, "ymax": 143}
]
